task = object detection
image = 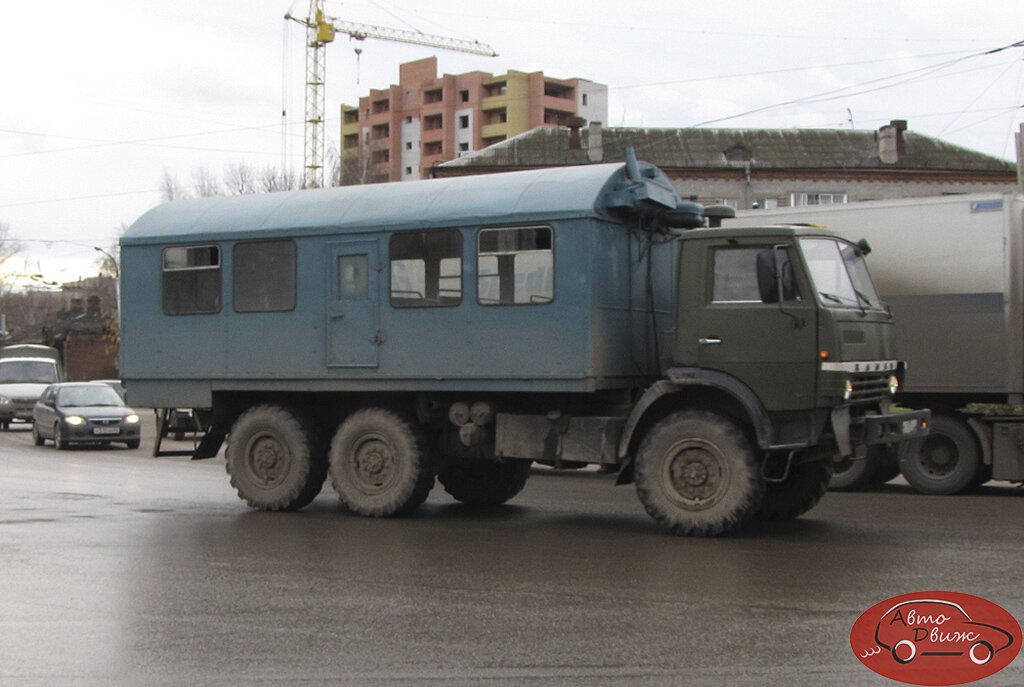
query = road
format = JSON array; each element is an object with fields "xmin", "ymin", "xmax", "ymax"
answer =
[{"xmin": 2, "ymin": 420, "xmax": 1024, "ymax": 686}]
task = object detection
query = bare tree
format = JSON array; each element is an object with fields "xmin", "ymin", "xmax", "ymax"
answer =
[
  {"xmin": 193, "ymin": 166, "xmax": 221, "ymax": 198},
  {"xmin": 259, "ymin": 165, "xmax": 298, "ymax": 193},
  {"xmin": 0, "ymin": 222, "xmax": 24, "ymax": 295},
  {"xmin": 160, "ymin": 171, "xmax": 188, "ymax": 202},
  {"xmin": 223, "ymin": 162, "xmax": 259, "ymax": 196}
]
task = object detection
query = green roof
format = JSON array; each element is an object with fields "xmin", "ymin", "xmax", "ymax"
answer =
[{"xmin": 442, "ymin": 125, "xmax": 1014, "ymax": 173}]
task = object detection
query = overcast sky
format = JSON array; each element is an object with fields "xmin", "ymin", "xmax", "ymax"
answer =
[{"xmin": 2, "ymin": 0, "xmax": 1023, "ymax": 287}]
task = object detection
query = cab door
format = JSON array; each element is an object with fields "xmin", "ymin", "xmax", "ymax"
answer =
[
  {"xmin": 327, "ymin": 240, "xmax": 381, "ymax": 368},
  {"xmin": 675, "ymin": 237, "xmax": 818, "ymax": 411}
]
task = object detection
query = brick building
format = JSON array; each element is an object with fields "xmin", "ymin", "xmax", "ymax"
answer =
[
  {"xmin": 433, "ymin": 120, "xmax": 1019, "ymax": 208},
  {"xmin": 340, "ymin": 57, "xmax": 607, "ymax": 183}
]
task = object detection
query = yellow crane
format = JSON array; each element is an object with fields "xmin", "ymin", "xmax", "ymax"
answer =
[{"xmin": 285, "ymin": 1, "xmax": 497, "ymax": 188}]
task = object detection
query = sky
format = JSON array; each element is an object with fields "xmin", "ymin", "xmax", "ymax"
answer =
[{"xmin": 2, "ymin": 0, "xmax": 1023, "ymax": 288}]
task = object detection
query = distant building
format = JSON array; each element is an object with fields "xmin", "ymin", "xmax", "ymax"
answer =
[
  {"xmin": 340, "ymin": 57, "xmax": 607, "ymax": 183},
  {"xmin": 434, "ymin": 120, "xmax": 1019, "ymax": 209}
]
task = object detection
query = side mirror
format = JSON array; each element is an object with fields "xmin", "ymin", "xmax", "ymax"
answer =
[{"xmin": 757, "ymin": 247, "xmax": 797, "ymax": 303}]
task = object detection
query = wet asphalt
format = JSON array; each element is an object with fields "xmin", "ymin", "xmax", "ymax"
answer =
[{"xmin": 3, "ymin": 421, "xmax": 1024, "ymax": 686}]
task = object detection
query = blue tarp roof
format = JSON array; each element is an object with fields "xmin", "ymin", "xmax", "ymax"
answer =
[{"xmin": 122, "ymin": 162, "xmax": 656, "ymax": 245}]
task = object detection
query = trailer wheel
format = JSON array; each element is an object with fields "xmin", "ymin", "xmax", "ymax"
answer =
[
  {"xmin": 438, "ymin": 459, "xmax": 532, "ymax": 506},
  {"xmin": 635, "ymin": 410, "xmax": 764, "ymax": 537},
  {"xmin": 225, "ymin": 405, "xmax": 327, "ymax": 511},
  {"xmin": 329, "ymin": 408, "xmax": 435, "ymax": 517},
  {"xmin": 759, "ymin": 454, "xmax": 834, "ymax": 520},
  {"xmin": 901, "ymin": 414, "xmax": 979, "ymax": 495}
]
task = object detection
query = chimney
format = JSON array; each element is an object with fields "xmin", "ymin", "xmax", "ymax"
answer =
[
  {"xmin": 878, "ymin": 119, "xmax": 908, "ymax": 164},
  {"xmin": 587, "ymin": 121, "xmax": 603, "ymax": 163}
]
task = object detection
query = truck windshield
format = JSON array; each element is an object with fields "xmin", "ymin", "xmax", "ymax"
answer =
[{"xmin": 799, "ymin": 237, "xmax": 883, "ymax": 310}]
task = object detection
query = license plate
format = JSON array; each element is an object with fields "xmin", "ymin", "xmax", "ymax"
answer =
[
  {"xmin": 93, "ymin": 427, "xmax": 121, "ymax": 435},
  {"xmin": 902, "ymin": 419, "xmax": 919, "ymax": 434}
]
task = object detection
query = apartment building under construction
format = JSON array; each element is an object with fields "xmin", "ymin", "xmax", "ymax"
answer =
[{"xmin": 340, "ymin": 57, "xmax": 607, "ymax": 183}]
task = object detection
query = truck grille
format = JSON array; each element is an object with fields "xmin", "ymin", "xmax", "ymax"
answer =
[{"xmin": 847, "ymin": 373, "xmax": 892, "ymax": 403}]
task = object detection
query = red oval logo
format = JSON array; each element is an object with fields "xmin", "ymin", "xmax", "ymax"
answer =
[{"xmin": 851, "ymin": 591, "xmax": 1021, "ymax": 685}]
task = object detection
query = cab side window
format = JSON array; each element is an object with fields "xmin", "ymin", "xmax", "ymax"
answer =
[{"xmin": 711, "ymin": 246, "xmax": 799, "ymax": 303}]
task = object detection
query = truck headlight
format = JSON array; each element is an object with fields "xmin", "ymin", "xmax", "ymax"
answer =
[
  {"xmin": 888, "ymin": 375, "xmax": 900, "ymax": 395},
  {"xmin": 65, "ymin": 415, "xmax": 85, "ymax": 426},
  {"xmin": 0, "ymin": 395, "xmax": 10, "ymax": 406},
  {"xmin": 843, "ymin": 380, "xmax": 854, "ymax": 400}
]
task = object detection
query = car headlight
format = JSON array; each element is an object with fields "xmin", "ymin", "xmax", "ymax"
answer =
[
  {"xmin": 65, "ymin": 415, "xmax": 85, "ymax": 426},
  {"xmin": 888, "ymin": 375, "xmax": 900, "ymax": 395},
  {"xmin": 125, "ymin": 414, "xmax": 140, "ymax": 424},
  {"xmin": 0, "ymin": 395, "xmax": 10, "ymax": 406}
]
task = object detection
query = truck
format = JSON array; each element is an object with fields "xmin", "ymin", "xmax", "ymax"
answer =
[
  {"xmin": 0, "ymin": 344, "xmax": 64, "ymax": 430},
  {"xmin": 726, "ymin": 192, "xmax": 1024, "ymax": 494},
  {"xmin": 118, "ymin": 152, "xmax": 926, "ymax": 536}
]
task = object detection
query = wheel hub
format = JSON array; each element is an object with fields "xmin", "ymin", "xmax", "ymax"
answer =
[
  {"xmin": 664, "ymin": 442, "xmax": 729, "ymax": 510},
  {"xmin": 352, "ymin": 436, "xmax": 394, "ymax": 490},
  {"xmin": 247, "ymin": 434, "xmax": 287, "ymax": 487}
]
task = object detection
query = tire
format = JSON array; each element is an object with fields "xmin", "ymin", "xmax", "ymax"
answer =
[
  {"xmin": 901, "ymin": 415, "xmax": 980, "ymax": 495},
  {"xmin": 760, "ymin": 455, "xmax": 834, "ymax": 520},
  {"xmin": 831, "ymin": 445, "xmax": 902, "ymax": 491},
  {"xmin": 438, "ymin": 459, "xmax": 531, "ymax": 506},
  {"xmin": 634, "ymin": 410, "xmax": 764, "ymax": 537},
  {"xmin": 225, "ymin": 405, "xmax": 327, "ymax": 511},
  {"xmin": 32, "ymin": 422, "xmax": 45, "ymax": 446},
  {"xmin": 55, "ymin": 423, "xmax": 69, "ymax": 450},
  {"xmin": 125, "ymin": 438, "xmax": 141, "ymax": 450},
  {"xmin": 329, "ymin": 408, "xmax": 435, "ymax": 517}
]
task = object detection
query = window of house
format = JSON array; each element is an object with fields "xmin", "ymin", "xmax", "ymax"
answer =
[
  {"xmin": 458, "ymin": 142, "xmax": 470, "ymax": 153},
  {"xmin": 233, "ymin": 240, "xmax": 296, "ymax": 312},
  {"xmin": 477, "ymin": 226, "xmax": 553, "ymax": 305},
  {"xmin": 711, "ymin": 246, "xmax": 799, "ymax": 303},
  {"xmin": 424, "ymin": 114, "xmax": 443, "ymax": 130},
  {"xmin": 390, "ymin": 230, "xmax": 462, "ymax": 308},
  {"xmin": 790, "ymin": 192, "xmax": 848, "ymax": 207},
  {"xmin": 424, "ymin": 88, "xmax": 443, "ymax": 104},
  {"xmin": 162, "ymin": 245, "xmax": 221, "ymax": 315},
  {"xmin": 582, "ymin": 93, "xmax": 588, "ymax": 106},
  {"xmin": 460, "ymin": 89, "xmax": 470, "ymax": 103}
]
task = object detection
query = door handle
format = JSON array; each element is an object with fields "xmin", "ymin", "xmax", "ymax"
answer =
[{"xmin": 699, "ymin": 337, "xmax": 722, "ymax": 345}]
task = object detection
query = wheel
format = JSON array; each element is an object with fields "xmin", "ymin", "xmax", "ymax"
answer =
[
  {"xmin": 125, "ymin": 438, "xmax": 141, "ymax": 450},
  {"xmin": 760, "ymin": 453, "xmax": 834, "ymax": 520},
  {"xmin": 829, "ymin": 444, "xmax": 898, "ymax": 491},
  {"xmin": 225, "ymin": 405, "xmax": 327, "ymax": 511},
  {"xmin": 634, "ymin": 410, "xmax": 764, "ymax": 537},
  {"xmin": 329, "ymin": 408, "xmax": 435, "ymax": 517},
  {"xmin": 1, "ymin": 420, "xmax": 9, "ymax": 431},
  {"xmin": 438, "ymin": 459, "xmax": 531, "ymax": 506},
  {"xmin": 32, "ymin": 422, "xmax": 45, "ymax": 446},
  {"xmin": 55, "ymin": 423, "xmax": 70, "ymax": 450},
  {"xmin": 901, "ymin": 415, "xmax": 980, "ymax": 495}
]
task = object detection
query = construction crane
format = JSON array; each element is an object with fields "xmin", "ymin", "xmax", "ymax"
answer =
[{"xmin": 285, "ymin": 1, "xmax": 497, "ymax": 189}]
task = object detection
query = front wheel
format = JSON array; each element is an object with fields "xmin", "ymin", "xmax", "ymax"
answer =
[
  {"xmin": 32, "ymin": 422, "xmax": 45, "ymax": 446},
  {"xmin": 901, "ymin": 415, "xmax": 979, "ymax": 495},
  {"xmin": 634, "ymin": 410, "xmax": 764, "ymax": 537},
  {"xmin": 225, "ymin": 405, "xmax": 327, "ymax": 511},
  {"xmin": 329, "ymin": 408, "xmax": 435, "ymax": 517}
]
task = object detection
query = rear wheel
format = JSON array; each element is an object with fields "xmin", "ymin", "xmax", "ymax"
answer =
[
  {"xmin": 225, "ymin": 405, "xmax": 327, "ymax": 511},
  {"xmin": 329, "ymin": 408, "xmax": 435, "ymax": 517},
  {"xmin": 901, "ymin": 414, "xmax": 980, "ymax": 495},
  {"xmin": 635, "ymin": 410, "xmax": 764, "ymax": 537},
  {"xmin": 438, "ymin": 459, "xmax": 531, "ymax": 506}
]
